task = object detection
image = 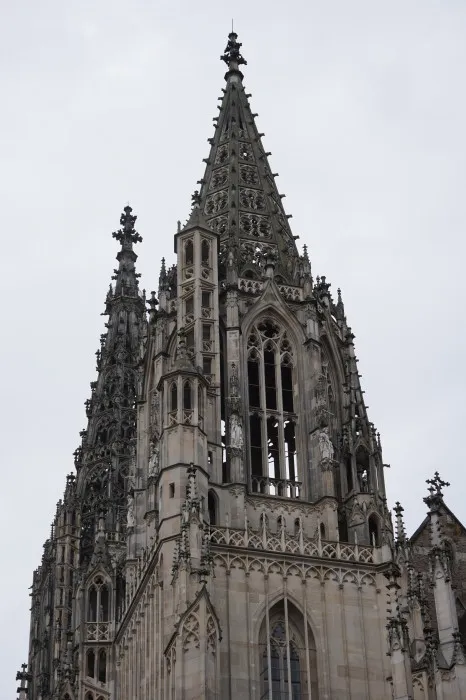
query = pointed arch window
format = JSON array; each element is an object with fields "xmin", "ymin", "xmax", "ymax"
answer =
[
  {"xmin": 260, "ymin": 600, "xmax": 318, "ymax": 700},
  {"xmin": 170, "ymin": 382, "xmax": 178, "ymax": 412},
  {"xmin": 247, "ymin": 320, "xmax": 300, "ymax": 498},
  {"xmin": 184, "ymin": 239, "xmax": 194, "ymax": 266},
  {"xmin": 98, "ymin": 649, "xmax": 107, "ymax": 683},
  {"xmin": 183, "ymin": 381, "xmax": 192, "ymax": 410},
  {"xmin": 201, "ymin": 239, "xmax": 210, "ymax": 266}
]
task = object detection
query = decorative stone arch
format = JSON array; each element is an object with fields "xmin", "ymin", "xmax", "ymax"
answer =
[
  {"xmin": 368, "ymin": 512, "xmax": 381, "ymax": 546},
  {"xmin": 256, "ymin": 597, "xmax": 319, "ymax": 699},
  {"xmin": 85, "ymin": 572, "xmax": 111, "ymax": 623},
  {"xmin": 241, "ymin": 309, "xmax": 307, "ymax": 500}
]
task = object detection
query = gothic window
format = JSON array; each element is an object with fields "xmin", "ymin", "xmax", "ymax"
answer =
[
  {"xmin": 356, "ymin": 446, "xmax": 370, "ymax": 492},
  {"xmin": 368, "ymin": 514, "xmax": 380, "ymax": 546},
  {"xmin": 183, "ymin": 381, "xmax": 192, "ymax": 410},
  {"xmin": 87, "ymin": 577, "xmax": 110, "ymax": 622},
  {"xmin": 98, "ymin": 649, "xmax": 106, "ymax": 683},
  {"xmin": 184, "ymin": 239, "xmax": 194, "ymax": 266},
  {"xmin": 247, "ymin": 319, "xmax": 299, "ymax": 498},
  {"xmin": 202, "ymin": 290, "xmax": 211, "ymax": 309},
  {"xmin": 88, "ymin": 586, "xmax": 97, "ymax": 622},
  {"xmin": 260, "ymin": 601, "xmax": 318, "ymax": 700},
  {"xmin": 320, "ymin": 522, "xmax": 326, "ymax": 539},
  {"xmin": 170, "ymin": 383, "xmax": 178, "ymax": 412},
  {"xmin": 208, "ymin": 491, "xmax": 217, "ymax": 525},
  {"xmin": 86, "ymin": 649, "xmax": 95, "ymax": 678},
  {"xmin": 201, "ymin": 239, "xmax": 210, "ymax": 265}
]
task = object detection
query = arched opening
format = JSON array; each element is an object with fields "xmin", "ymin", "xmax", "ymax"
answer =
[
  {"xmin": 100, "ymin": 585, "xmax": 109, "ymax": 621},
  {"xmin": 86, "ymin": 648, "xmax": 95, "ymax": 678},
  {"xmin": 356, "ymin": 446, "xmax": 370, "ymax": 493},
  {"xmin": 183, "ymin": 381, "xmax": 192, "ymax": 410},
  {"xmin": 294, "ymin": 518, "xmax": 301, "ymax": 536},
  {"xmin": 259, "ymin": 600, "xmax": 318, "ymax": 699},
  {"xmin": 184, "ymin": 239, "xmax": 194, "ymax": 266},
  {"xmin": 208, "ymin": 491, "xmax": 217, "ymax": 525},
  {"xmin": 88, "ymin": 586, "xmax": 97, "ymax": 622},
  {"xmin": 247, "ymin": 320, "xmax": 299, "ymax": 498},
  {"xmin": 201, "ymin": 239, "xmax": 210, "ymax": 265},
  {"xmin": 338, "ymin": 512, "xmax": 349, "ymax": 543},
  {"xmin": 98, "ymin": 649, "xmax": 107, "ymax": 683},
  {"xmin": 85, "ymin": 692, "xmax": 93, "ymax": 700},
  {"xmin": 320, "ymin": 522, "xmax": 326, "ymax": 540},
  {"xmin": 368, "ymin": 514, "xmax": 380, "ymax": 546},
  {"xmin": 170, "ymin": 382, "xmax": 178, "ymax": 412}
]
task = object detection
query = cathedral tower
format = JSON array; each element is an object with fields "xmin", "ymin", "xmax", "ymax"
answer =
[{"xmin": 18, "ymin": 32, "xmax": 466, "ymax": 700}]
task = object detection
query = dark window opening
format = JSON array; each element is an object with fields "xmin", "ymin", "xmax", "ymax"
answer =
[
  {"xmin": 185, "ymin": 239, "xmax": 194, "ymax": 266},
  {"xmin": 169, "ymin": 483, "xmax": 175, "ymax": 498},
  {"xmin": 202, "ymin": 290, "xmax": 211, "ymax": 308},
  {"xmin": 208, "ymin": 491, "xmax": 217, "ymax": 525},
  {"xmin": 346, "ymin": 456, "xmax": 353, "ymax": 492},
  {"xmin": 203, "ymin": 357, "xmax": 212, "ymax": 375},
  {"xmin": 88, "ymin": 586, "xmax": 97, "ymax": 622},
  {"xmin": 250, "ymin": 414, "xmax": 263, "ymax": 477},
  {"xmin": 183, "ymin": 381, "xmax": 192, "ymax": 410},
  {"xmin": 98, "ymin": 649, "xmax": 106, "ymax": 683},
  {"xmin": 339, "ymin": 513, "xmax": 349, "ymax": 543},
  {"xmin": 171, "ymin": 383, "xmax": 178, "ymax": 412},
  {"xmin": 100, "ymin": 585, "xmax": 109, "ymax": 621},
  {"xmin": 320, "ymin": 522, "xmax": 326, "ymax": 539},
  {"xmin": 356, "ymin": 447, "xmax": 370, "ymax": 492},
  {"xmin": 281, "ymin": 364, "xmax": 294, "ymax": 412},
  {"xmin": 294, "ymin": 518, "xmax": 300, "ymax": 535},
  {"xmin": 201, "ymin": 239, "xmax": 210, "ymax": 265},
  {"xmin": 202, "ymin": 324, "xmax": 211, "ymax": 341},
  {"xmin": 248, "ymin": 360, "xmax": 260, "ymax": 407},
  {"xmin": 368, "ymin": 514, "xmax": 379, "ymax": 546},
  {"xmin": 264, "ymin": 349, "xmax": 277, "ymax": 410},
  {"xmin": 185, "ymin": 296, "xmax": 194, "ymax": 314}
]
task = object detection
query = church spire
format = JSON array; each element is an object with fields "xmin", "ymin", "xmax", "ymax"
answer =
[
  {"xmin": 75, "ymin": 204, "xmax": 146, "ymax": 562},
  {"xmin": 195, "ymin": 32, "xmax": 299, "ymax": 285}
]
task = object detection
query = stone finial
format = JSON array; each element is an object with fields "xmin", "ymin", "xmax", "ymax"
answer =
[
  {"xmin": 424, "ymin": 471, "xmax": 450, "ymax": 512},
  {"xmin": 221, "ymin": 31, "xmax": 247, "ymax": 69}
]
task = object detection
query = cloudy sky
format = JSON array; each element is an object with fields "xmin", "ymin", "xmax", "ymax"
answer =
[{"xmin": 2, "ymin": 0, "xmax": 466, "ymax": 694}]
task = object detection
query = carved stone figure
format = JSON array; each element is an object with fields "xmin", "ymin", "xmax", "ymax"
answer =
[
  {"xmin": 230, "ymin": 414, "xmax": 243, "ymax": 450},
  {"xmin": 127, "ymin": 494, "xmax": 135, "ymax": 528},
  {"xmin": 148, "ymin": 441, "xmax": 160, "ymax": 479},
  {"xmin": 318, "ymin": 428, "xmax": 334, "ymax": 462}
]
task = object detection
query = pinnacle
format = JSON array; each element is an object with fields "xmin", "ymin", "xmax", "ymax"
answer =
[{"xmin": 185, "ymin": 32, "xmax": 299, "ymax": 285}]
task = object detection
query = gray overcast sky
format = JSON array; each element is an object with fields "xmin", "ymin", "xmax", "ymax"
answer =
[{"xmin": 2, "ymin": 1, "xmax": 466, "ymax": 694}]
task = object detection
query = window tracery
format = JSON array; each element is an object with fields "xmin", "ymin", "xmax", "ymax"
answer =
[
  {"xmin": 259, "ymin": 600, "xmax": 318, "ymax": 700},
  {"xmin": 247, "ymin": 319, "xmax": 299, "ymax": 498}
]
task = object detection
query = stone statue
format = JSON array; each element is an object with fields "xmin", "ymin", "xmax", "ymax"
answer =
[
  {"xmin": 127, "ymin": 494, "xmax": 135, "ymax": 528},
  {"xmin": 230, "ymin": 414, "xmax": 243, "ymax": 450},
  {"xmin": 318, "ymin": 428, "xmax": 334, "ymax": 462},
  {"xmin": 148, "ymin": 441, "xmax": 160, "ymax": 478}
]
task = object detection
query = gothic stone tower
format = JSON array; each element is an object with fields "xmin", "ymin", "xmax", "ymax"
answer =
[{"xmin": 19, "ymin": 32, "xmax": 466, "ymax": 700}]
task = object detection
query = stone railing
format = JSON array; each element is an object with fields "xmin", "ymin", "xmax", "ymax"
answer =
[
  {"xmin": 209, "ymin": 525, "xmax": 374, "ymax": 564},
  {"xmin": 86, "ymin": 621, "xmax": 110, "ymax": 641},
  {"xmin": 250, "ymin": 476, "xmax": 302, "ymax": 499}
]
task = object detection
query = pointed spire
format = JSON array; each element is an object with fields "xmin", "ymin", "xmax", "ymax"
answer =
[{"xmin": 192, "ymin": 32, "xmax": 299, "ymax": 285}]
